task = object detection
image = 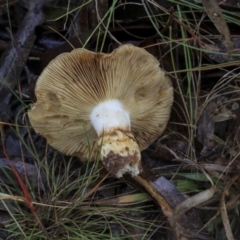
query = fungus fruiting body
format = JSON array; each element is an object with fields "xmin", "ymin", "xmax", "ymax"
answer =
[{"xmin": 28, "ymin": 44, "xmax": 173, "ymax": 178}]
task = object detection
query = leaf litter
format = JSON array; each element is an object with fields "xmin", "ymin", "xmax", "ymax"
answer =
[{"xmin": 0, "ymin": 0, "xmax": 240, "ymax": 239}]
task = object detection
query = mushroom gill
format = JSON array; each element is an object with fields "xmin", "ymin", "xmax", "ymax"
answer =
[{"xmin": 28, "ymin": 44, "xmax": 173, "ymax": 178}]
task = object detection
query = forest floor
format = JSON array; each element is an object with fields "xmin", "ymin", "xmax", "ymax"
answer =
[{"xmin": 0, "ymin": 0, "xmax": 240, "ymax": 239}]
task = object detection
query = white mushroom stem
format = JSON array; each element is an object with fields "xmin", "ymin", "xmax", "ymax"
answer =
[
  {"xmin": 90, "ymin": 100, "xmax": 142, "ymax": 178},
  {"xmin": 90, "ymin": 100, "xmax": 131, "ymax": 135}
]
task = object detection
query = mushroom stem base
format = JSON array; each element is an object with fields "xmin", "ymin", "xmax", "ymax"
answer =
[{"xmin": 98, "ymin": 130, "xmax": 142, "ymax": 178}]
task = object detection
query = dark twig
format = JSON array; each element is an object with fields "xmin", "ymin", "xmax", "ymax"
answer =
[{"xmin": 0, "ymin": 0, "xmax": 46, "ymax": 103}]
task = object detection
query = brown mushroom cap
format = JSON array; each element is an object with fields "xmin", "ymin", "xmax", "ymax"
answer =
[{"xmin": 28, "ymin": 44, "xmax": 173, "ymax": 161}]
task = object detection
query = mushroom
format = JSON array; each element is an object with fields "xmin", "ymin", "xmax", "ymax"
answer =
[{"xmin": 28, "ymin": 44, "xmax": 173, "ymax": 178}]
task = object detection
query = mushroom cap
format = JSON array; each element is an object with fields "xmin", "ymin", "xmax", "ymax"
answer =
[{"xmin": 28, "ymin": 44, "xmax": 173, "ymax": 160}]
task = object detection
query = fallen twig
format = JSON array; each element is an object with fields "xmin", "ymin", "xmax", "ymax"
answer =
[{"xmin": 0, "ymin": 0, "xmax": 46, "ymax": 103}]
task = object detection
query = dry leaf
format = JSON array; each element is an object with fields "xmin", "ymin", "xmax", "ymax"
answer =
[
  {"xmin": 201, "ymin": 38, "xmax": 240, "ymax": 63},
  {"xmin": 202, "ymin": 0, "xmax": 233, "ymax": 57}
]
